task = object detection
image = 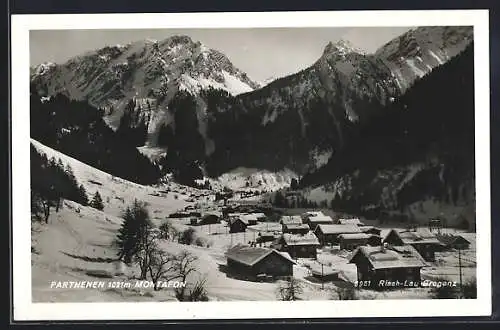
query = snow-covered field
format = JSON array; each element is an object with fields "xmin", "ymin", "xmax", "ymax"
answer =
[
  {"xmin": 208, "ymin": 167, "xmax": 298, "ymax": 193},
  {"xmin": 30, "ymin": 140, "xmax": 476, "ymax": 302}
]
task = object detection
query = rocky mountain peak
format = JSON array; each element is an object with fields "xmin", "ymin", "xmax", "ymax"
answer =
[{"xmin": 323, "ymin": 39, "xmax": 365, "ymax": 57}]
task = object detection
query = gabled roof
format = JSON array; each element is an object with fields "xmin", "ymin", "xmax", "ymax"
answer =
[
  {"xmin": 315, "ymin": 224, "xmax": 362, "ymax": 235},
  {"xmin": 394, "ymin": 228, "xmax": 444, "ymax": 245},
  {"xmin": 226, "ymin": 244, "xmax": 296, "ymax": 266},
  {"xmin": 348, "ymin": 245, "xmax": 428, "ymax": 269},
  {"xmin": 203, "ymin": 211, "xmax": 222, "ymax": 217},
  {"xmin": 338, "ymin": 218, "xmax": 364, "ymax": 226},
  {"xmin": 436, "ymin": 234, "xmax": 471, "ymax": 246},
  {"xmin": 282, "ymin": 232, "xmax": 320, "ymax": 246},
  {"xmin": 240, "ymin": 214, "xmax": 259, "ymax": 222},
  {"xmin": 280, "ymin": 215, "xmax": 303, "ymax": 225},
  {"xmin": 308, "ymin": 215, "xmax": 334, "ymax": 224},
  {"xmin": 358, "ymin": 226, "xmax": 381, "ymax": 233},
  {"xmin": 338, "ymin": 233, "xmax": 373, "ymax": 240},
  {"xmin": 302, "ymin": 211, "xmax": 324, "ymax": 218},
  {"xmin": 230, "ymin": 217, "xmax": 248, "ymax": 226},
  {"xmin": 283, "ymin": 223, "xmax": 310, "ymax": 230}
]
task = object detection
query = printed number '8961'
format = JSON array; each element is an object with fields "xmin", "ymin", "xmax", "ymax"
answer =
[{"xmin": 354, "ymin": 280, "xmax": 371, "ymax": 287}]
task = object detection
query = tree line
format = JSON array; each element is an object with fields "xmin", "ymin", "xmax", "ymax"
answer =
[
  {"xmin": 31, "ymin": 144, "xmax": 106, "ymax": 223},
  {"xmin": 30, "ymin": 93, "xmax": 162, "ymax": 185}
]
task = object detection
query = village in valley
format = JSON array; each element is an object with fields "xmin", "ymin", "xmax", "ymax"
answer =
[{"xmin": 30, "ymin": 140, "xmax": 476, "ymax": 302}]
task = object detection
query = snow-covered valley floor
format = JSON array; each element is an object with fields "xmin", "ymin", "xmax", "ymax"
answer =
[{"xmin": 30, "ymin": 140, "xmax": 476, "ymax": 302}]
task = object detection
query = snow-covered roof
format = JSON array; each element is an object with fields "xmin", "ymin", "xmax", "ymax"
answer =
[
  {"xmin": 203, "ymin": 211, "xmax": 222, "ymax": 217},
  {"xmin": 348, "ymin": 245, "xmax": 428, "ymax": 269},
  {"xmin": 280, "ymin": 215, "xmax": 303, "ymax": 225},
  {"xmin": 282, "ymin": 232, "xmax": 320, "ymax": 246},
  {"xmin": 283, "ymin": 224, "xmax": 310, "ymax": 230},
  {"xmin": 436, "ymin": 234, "xmax": 470, "ymax": 246},
  {"xmin": 315, "ymin": 224, "xmax": 362, "ymax": 235},
  {"xmin": 226, "ymin": 244, "xmax": 295, "ymax": 266},
  {"xmin": 338, "ymin": 218, "xmax": 364, "ymax": 225},
  {"xmin": 240, "ymin": 214, "xmax": 259, "ymax": 223},
  {"xmin": 338, "ymin": 233, "xmax": 372, "ymax": 240},
  {"xmin": 308, "ymin": 215, "xmax": 334, "ymax": 224},
  {"xmin": 302, "ymin": 211, "xmax": 324, "ymax": 218},
  {"xmin": 358, "ymin": 226, "xmax": 381, "ymax": 233},
  {"xmin": 391, "ymin": 228, "xmax": 444, "ymax": 245}
]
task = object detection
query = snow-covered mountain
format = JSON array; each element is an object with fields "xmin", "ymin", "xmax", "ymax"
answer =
[
  {"xmin": 30, "ymin": 35, "xmax": 260, "ymax": 130},
  {"xmin": 30, "ymin": 27, "xmax": 474, "ymax": 179},
  {"xmin": 375, "ymin": 26, "xmax": 473, "ymax": 91}
]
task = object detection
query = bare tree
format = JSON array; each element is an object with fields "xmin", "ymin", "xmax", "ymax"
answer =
[
  {"xmin": 276, "ymin": 277, "xmax": 303, "ymax": 301},
  {"xmin": 147, "ymin": 247, "xmax": 178, "ymax": 291},
  {"xmin": 174, "ymin": 251, "xmax": 199, "ymax": 300},
  {"xmin": 134, "ymin": 228, "xmax": 160, "ymax": 279}
]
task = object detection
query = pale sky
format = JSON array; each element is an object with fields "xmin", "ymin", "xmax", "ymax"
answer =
[{"xmin": 30, "ymin": 27, "xmax": 413, "ymax": 82}]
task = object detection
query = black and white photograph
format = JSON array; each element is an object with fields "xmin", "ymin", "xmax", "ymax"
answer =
[{"xmin": 11, "ymin": 10, "xmax": 491, "ymax": 320}]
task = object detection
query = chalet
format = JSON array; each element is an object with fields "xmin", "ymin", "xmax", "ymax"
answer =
[
  {"xmin": 358, "ymin": 226, "xmax": 382, "ymax": 236},
  {"xmin": 273, "ymin": 232, "xmax": 320, "ymax": 259},
  {"xmin": 338, "ymin": 218, "xmax": 365, "ymax": 226},
  {"xmin": 301, "ymin": 211, "xmax": 325, "ymax": 223},
  {"xmin": 383, "ymin": 228, "xmax": 445, "ymax": 262},
  {"xmin": 240, "ymin": 214, "xmax": 259, "ymax": 226},
  {"xmin": 199, "ymin": 211, "xmax": 222, "ymax": 225},
  {"xmin": 436, "ymin": 234, "xmax": 471, "ymax": 250},
  {"xmin": 339, "ymin": 233, "xmax": 381, "ymax": 250},
  {"xmin": 229, "ymin": 218, "xmax": 248, "ymax": 233},
  {"xmin": 348, "ymin": 244, "xmax": 428, "ymax": 288},
  {"xmin": 305, "ymin": 214, "xmax": 335, "ymax": 230},
  {"xmin": 225, "ymin": 244, "xmax": 295, "ymax": 279},
  {"xmin": 256, "ymin": 232, "xmax": 277, "ymax": 244},
  {"xmin": 313, "ymin": 224, "xmax": 362, "ymax": 246},
  {"xmin": 251, "ymin": 213, "xmax": 267, "ymax": 222},
  {"xmin": 280, "ymin": 215, "xmax": 303, "ymax": 225},
  {"xmin": 282, "ymin": 223, "xmax": 310, "ymax": 235}
]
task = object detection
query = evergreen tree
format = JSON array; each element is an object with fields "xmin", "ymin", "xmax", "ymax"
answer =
[
  {"xmin": 77, "ymin": 184, "xmax": 89, "ymax": 206},
  {"xmin": 116, "ymin": 200, "xmax": 153, "ymax": 264},
  {"xmin": 90, "ymin": 191, "xmax": 104, "ymax": 210}
]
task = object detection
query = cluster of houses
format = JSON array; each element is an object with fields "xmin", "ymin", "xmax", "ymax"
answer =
[{"xmin": 220, "ymin": 210, "xmax": 471, "ymax": 287}]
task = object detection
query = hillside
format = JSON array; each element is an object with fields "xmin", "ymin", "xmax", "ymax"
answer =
[{"xmin": 298, "ymin": 43, "xmax": 475, "ymax": 229}]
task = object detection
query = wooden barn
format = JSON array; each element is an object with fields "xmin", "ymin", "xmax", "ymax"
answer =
[
  {"xmin": 273, "ymin": 232, "xmax": 320, "ymax": 259},
  {"xmin": 305, "ymin": 214, "xmax": 335, "ymax": 230},
  {"xmin": 337, "ymin": 218, "xmax": 365, "ymax": 226},
  {"xmin": 199, "ymin": 211, "xmax": 222, "ymax": 225},
  {"xmin": 280, "ymin": 215, "xmax": 303, "ymax": 225},
  {"xmin": 251, "ymin": 213, "xmax": 267, "ymax": 222},
  {"xmin": 348, "ymin": 244, "xmax": 428, "ymax": 288},
  {"xmin": 256, "ymin": 232, "xmax": 277, "ymax": 244},
  {"xmin": 229, "ymin": 218, "xmax": 248, "ymax": 233},
  {"xmin": 240, "ymin": 214, "xmax": 259, "ymax": 226},
  {"xmin": 225, "ymin": 244, "xmax": 295, "ymax": 279},
  {"xmin": 313, "ymin": 224, "xmax": 362, "ymax": 246},
  {"xmin": 383, "ymin": 228, "xmax": 445, "ymax": 262},
  {"xmin": 436, "ymin": 234, "xmax": 471, "ymax": 250},
  {"xmin": 300, "ymin": 211, "xmax": 324, "ymax": 224},
  {"xmin": 282, "ymin": 223, "xmax": 310, "ymax": 235},
  {"xmin": 339, "ymin": 233, "xmax": 381, "ymax": 250},
  {"xmin": 359, "ymin": 226, "xmax": 382, "ymax": 236}
]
